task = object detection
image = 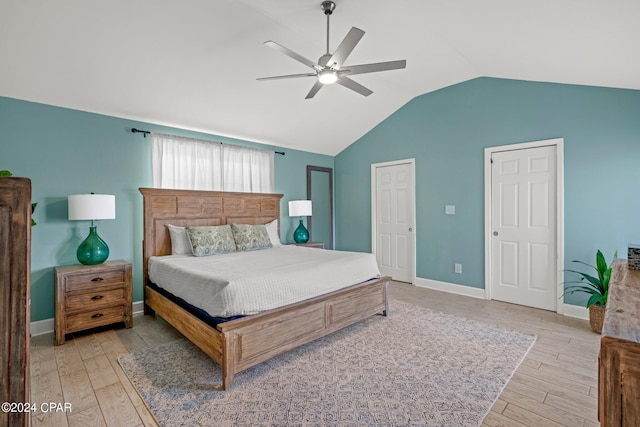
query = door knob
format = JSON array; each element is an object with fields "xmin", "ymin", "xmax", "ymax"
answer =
[
  {"xmin": 493, "ymin": 231, "xmax": 499, "ymax": 236},
  {"xmin": 409, "ymin": 227, "xmax": 413, "ymax": 232}
]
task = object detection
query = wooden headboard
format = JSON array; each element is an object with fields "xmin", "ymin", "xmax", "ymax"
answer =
[{"xmin": 139, "ymin": 188, "xmax": 284, "ymax": 284}]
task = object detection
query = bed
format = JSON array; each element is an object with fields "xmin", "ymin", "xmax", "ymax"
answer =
[{"xmin": 139, "ymin": 187, "xmax": 390, "ymax": 390}]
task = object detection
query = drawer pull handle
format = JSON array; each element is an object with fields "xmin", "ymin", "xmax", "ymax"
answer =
[
  {"xmin": 91, "ymin": 313, "xmax": 104, "ymax": 319},
  {"xmin": 91, "ymin": 277, "xmax": 104, "ymax": 282},
  {"xmin": 91, "ymin": 295, "xmax": 104, "ymax": 301}
]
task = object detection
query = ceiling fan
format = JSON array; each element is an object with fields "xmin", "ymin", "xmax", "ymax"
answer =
[{"xmin": 257, "ymin": 1, "xmax": 407, "ymax": 99}]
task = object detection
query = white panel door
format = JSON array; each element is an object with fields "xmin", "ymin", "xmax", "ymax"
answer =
[
  {"xmin": 375, "ymin": 162, "xmax": 414, "ymax": 282},
  {"xmin": 491, "ymin": 145, "xmax": 557, "ymax": 310}
]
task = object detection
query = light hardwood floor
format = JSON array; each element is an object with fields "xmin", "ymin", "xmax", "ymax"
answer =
[{"xmin": 30, "ymin": 282, "xmax": 600, "ymax": 426}]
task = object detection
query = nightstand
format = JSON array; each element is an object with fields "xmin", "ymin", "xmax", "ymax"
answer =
[
  {"xmin": 55, "ymin": 260, "xmax": 132, "ymax": 345},
  {"xmin": 295, "ymin": 241, "xmax": 325, "ymax": 249}
]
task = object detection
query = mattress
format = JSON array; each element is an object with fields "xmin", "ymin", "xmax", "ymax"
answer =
[{"xmin": 148, "ymin": 245, "xmax": 381, "ymax": 317}]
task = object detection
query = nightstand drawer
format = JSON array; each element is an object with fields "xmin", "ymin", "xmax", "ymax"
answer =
[
  {"xmin": 66, "ymin": 286, "xmax": 126, "ymax": 311},
  {"xmin": 65, "ymin": 269, "xmax": 125, "ymax": 290},
  {"xmin": 66, "ymin": 305, "xmax": 126, "ymax": 333}
]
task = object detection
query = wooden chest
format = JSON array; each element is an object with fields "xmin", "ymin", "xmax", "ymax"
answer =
[
  {"xmin": 0, "ymin": 177, "xmax": 31, "ymax": 427},
  {"xmin": 599, "ymin": 260, "xmax": 640, "ymax": 426}
]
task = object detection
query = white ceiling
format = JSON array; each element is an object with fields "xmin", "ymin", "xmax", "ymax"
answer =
[{"xmin": 1, "ymin": 0, "xmax": 638, "ymax": 155}]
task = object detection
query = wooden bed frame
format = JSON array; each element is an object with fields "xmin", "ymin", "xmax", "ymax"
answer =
[{"xmin": 139, "ymin": 187, "xmax": 390, "ymax": 390}]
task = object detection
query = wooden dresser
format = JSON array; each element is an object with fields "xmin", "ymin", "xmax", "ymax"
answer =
[
  {"xmin": 0, "ymin": 177, "xmax": 31, "ymax": 427},
  {"xmin": 599, "ymin": 259, "xmax": 640, "ymax": 426},
  {"xmin": 55, "ymin": 260, "xmax": 133, "ymax": 345}
]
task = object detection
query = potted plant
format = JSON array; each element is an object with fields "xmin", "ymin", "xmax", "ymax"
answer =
[{"xmin": 564, "ymin": 250, "xmax": 617, "ymax": 333}]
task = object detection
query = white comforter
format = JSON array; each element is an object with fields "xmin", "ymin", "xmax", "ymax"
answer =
[{"xmin": 148, "ymin": 245, "xmax": 381, "ymax": 317}]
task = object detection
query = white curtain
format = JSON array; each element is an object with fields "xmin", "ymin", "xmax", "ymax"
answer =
[
  {"xmin": 151, "ymin": 133, "xmax": 274, "ymax": 193},
  {"xmin": 223, "ymin": 144, "xmax": 274, "ymax": 192}
]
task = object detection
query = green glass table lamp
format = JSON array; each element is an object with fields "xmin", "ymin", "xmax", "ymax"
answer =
[
  {"xmin": 68, "ymin": 194, "xmax": 115, "ymax": 265},
  {"xmin": 289, "ymin": 200, "xmax": 312, "ymax": 244}
]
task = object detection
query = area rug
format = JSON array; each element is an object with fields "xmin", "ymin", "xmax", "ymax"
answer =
[{"xmin": 118, "ymin": 300, "xmax": 535, "ymax": 426}]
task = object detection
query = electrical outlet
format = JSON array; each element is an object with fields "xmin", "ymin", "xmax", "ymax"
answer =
[
  {"xmin": 445, "ymin": 205, "xmax": 456, "ymax": 215},
  {"xmin": 454, "ymin": 263, "xmax": 462, "ymax": 274}
]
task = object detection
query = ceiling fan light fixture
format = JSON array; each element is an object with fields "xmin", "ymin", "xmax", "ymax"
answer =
[
  {"xmin": 258, "ymin": 1, "xmax": 406, "ymax": 98},
  {"xmin": 318, "ymin": 70, "xmax": 338, "ymax": 84}
]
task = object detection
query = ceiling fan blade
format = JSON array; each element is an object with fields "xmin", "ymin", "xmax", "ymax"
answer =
[
  {"xmin": 341, "ymin": 60, "xmax": 407, "ymax": 76},
  {"xmin": 336, "ymin": 76, "xmax": 373, "ymax": 97},
  {"xmin": 305, "ymin": 80, "xmax": 324, "ymax": 99},
  {"xmin": 326, "ymin": 27, "xmax": 365, "ymax": 68},
  {"xmin": 264, "ymin": 41, "xmax": 319, "ymax": 70},
  {"xmin": 257, "ymin": 73, "xmax": 317, "ymax": 81}
]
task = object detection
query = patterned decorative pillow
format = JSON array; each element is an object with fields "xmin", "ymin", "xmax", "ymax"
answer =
[
  {"xmin": 185, "ymin": 225, "xmax": 237, "ymax": 257},
  {"xmin": 231, "ymin": 223, "xmax": 273, "ymax": 252}
]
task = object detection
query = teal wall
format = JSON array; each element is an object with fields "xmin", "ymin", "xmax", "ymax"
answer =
[
  {"xmin": 0, "ymin": 96, "xmax": 333, "ymax": 322},
  {"xmin": 3, "ymin": 77, "xmax": 639, "ymax": 320},
  {"xmin": 334, "ymin": 77, "xmax": 640, "ymax": 307}
]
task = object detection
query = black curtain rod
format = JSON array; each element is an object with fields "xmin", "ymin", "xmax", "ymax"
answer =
[
  {"xmin": 131, "ymin": 128, "xmax": 151, "ymax": 137},
  {"xmin": 131, "ymin": 128, "xmax": 285, "ymax": 156}
]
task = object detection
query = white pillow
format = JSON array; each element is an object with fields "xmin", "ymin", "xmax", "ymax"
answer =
[
  {"xmin": 167, "ymin": 224, "xmax": 193, "ymax": 255},
  {"xmin": 265, "ymin": 219, "xmax": 282, "ymax": 246}
]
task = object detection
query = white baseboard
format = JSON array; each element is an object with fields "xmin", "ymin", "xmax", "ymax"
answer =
[
  {"xmin": 562, "ymin": 303, "xmax": 589, "ymax": 320},
  {"xmin": 415, "ymin": 277, "xmax": 486, "ymax": 299},
  {"xmin": 132, "ymin": 300, "xmax": 145, "ymax": 315},
  {"xmin": 30, "ymin": 318, "xmax": 55, "ymax": 337},
  {"xmin": 30, "ymin": 300, "xmax": 146, "ymax": 337},
  {"xmin": 415, "ymin": 277, "xmax": 590, "ymax": 320}
]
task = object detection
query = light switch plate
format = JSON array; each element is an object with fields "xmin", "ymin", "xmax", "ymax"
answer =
[{"xmin": 445, "ymin": 205, "xmax": 456, "ymax": 215}]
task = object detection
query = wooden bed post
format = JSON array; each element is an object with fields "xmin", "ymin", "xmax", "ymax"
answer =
[
  {"xmin": 143, "ymin": 288, "xmax": 155, "ymax": 316},
  {"xmin": 221, "ymin": 333, "xmax": 236, "ymax": 391}
]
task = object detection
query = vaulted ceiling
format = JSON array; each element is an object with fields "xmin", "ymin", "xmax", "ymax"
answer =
[{"xmin": 1, "ymin": 0, "xmax": 638, "ymax": 155}]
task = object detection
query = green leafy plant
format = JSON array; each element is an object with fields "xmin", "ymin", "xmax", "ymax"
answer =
[
  {"xmin": 0, "ymin": 170, "xmax": 37, "ymax": 225},
  {"xmin": 564, "ymin": 250, "xmax": 617, "ymax": 308},
  {"xmin": 31, "ymin": 202, "xmax": 37, "ymax": 226}
]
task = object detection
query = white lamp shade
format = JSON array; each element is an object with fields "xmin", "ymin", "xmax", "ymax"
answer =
[
  {"xmin": 289, "ymin": 200, "xmax": 312, "ymax": 217},
  {"xmin": 68, "ymin": 194, "xmax": 116, "ymax": 220}
]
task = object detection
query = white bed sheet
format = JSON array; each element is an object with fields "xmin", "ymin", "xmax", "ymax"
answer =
[{"xmin": 148, "ymin": 245, "xmax": 381, "ymax": 317}]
